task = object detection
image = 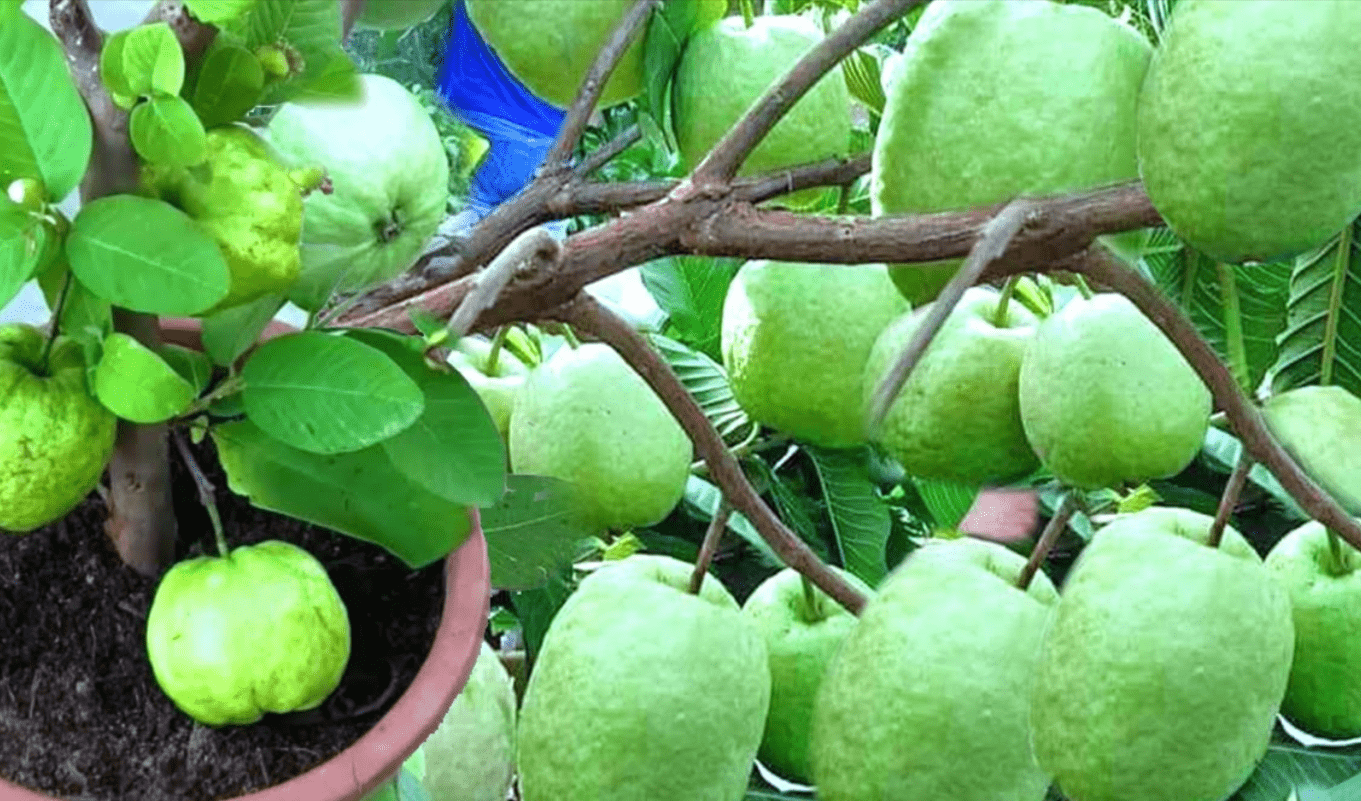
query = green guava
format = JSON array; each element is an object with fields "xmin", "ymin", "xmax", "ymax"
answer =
[
  {"xmin": 673, "ymin": 14, "xmax": 851, "ymax": 209},
  {"xmin": 516, "ymin": 554, "xmax": 770, "ymax": 801},
  {"xmin": 1265, "ymin": 520, "xmax": 1361, "ymax": 739},
  {"xmin": 418, "ymin": 640, "xmax": 518, "ymax": 801},
  {"xmin": 466, "ymin": 0, "xmax": 645, "ymax": 110},
  {"xmin": 811, "ymin": 536, "xmax": 1058, "ymax": 801},
  {"xmin": 508, "ymin": 343, "xmax": 692, "ymax": 534},
  {"xmin": 873, "ymin": 0, "xmax": 1152, "ymax": 303},
  {"xmin": 141, "ymin": 125, "xmax": 319, "ymax": 313},
  {"xmin": 740, "ymin": 566, "xmax": 872, "ymax": 784},
  {"xmin": 1137, "ymin": 1, "xmax": 1361, "ymax": 265},
  {"xmin": 445, "ymin": 336, "xmax": 531, "ymax": 441},
  {"xmin": 0, "ymin": 323, "xmax": 116, "ymax": 533},
  {"xmin": 722, "ymin": 260, "xmax": 907, "ymax": 449},
  {"xmin": 355, "ymin": 0, "xmax": 447, "ymax": 30},
  {"xmin": 266, "ymin": 73, "xmax": 450, "ymax": 312},
  {"xmin": 1030, "ymin": 506, "xmax": 1295, "ymax": 801},
  {"xmin": 1262, "ymin": 385, "xmax": 1361, "ymax": 515},
  {"xmin": 1018, "ymin": 292, "xmax": 1211, "ymax": 490},
  {"xmin": 863, "ymin": 286, "xmax": 1040, "ymax": 486},
  {"xmin": 359, "ymin": 747, "xmax": 426, "ymax": 801},
  {"xmin": 144, "ymin": 540, "xmax": 352, "ymax": 727}
]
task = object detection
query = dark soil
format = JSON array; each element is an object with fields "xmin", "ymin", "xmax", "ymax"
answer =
[{"xmin": 0, "ymin": 436, "xmax": 447, "ymax": 801}]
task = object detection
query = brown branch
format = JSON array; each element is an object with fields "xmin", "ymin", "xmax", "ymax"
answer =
[
  {"xmin": 558, "ymin": 293, "xmax": 870, "ymax": 615},
  {"xmin": 866, "ymin": 198, "xmax": 1038, "ymax": 433},
  {"xmin": 144, "ymin": 1, "xmax": 218, "ymax": 63},
  {"xmin": 1208, "ymin": 448, "xmax": 1252, "ymax": 549},
  {"xmin": 1018, "ymin": 493, "xmax": 1077, "ymax": 591},
  {"xmin": 689, "ymin": 0, "xmax": 922, "ymax": 187},
  {"xmin": 447, "ymin": 228, "xmax": 561, "ymax": 337},
  {"xmin": 339, "ymin": 0, "xmax": 367, "ymax": 39},
  {"xmin": 1074, "ymin": 248, "xmax": 1361, "ymax": 552},
  {"xmin": 689, "ymin": 502, "xmax": 732, "ymax": 595}
]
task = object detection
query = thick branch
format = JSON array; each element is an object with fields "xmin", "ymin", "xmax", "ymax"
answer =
[
  {"xmin": 1074, "ymin": 248, "xmax": 1361, "ymax": 552},
  {"xmin": 559, "ymin": 294, "xmax": 870, "ymax": 615},
  {"xmin": 447, "ymin": 228, "xmax": 561, "ymax": 337}
]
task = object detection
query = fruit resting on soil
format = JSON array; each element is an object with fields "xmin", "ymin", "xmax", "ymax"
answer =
[
  {"xmin": 509, "ymin": 343, "xmax": 691, "ymax": 534},
  {"xmin": 145, "ymin": 540, "xmax": 352, "ymax": 727},
  {"xmin": 1030, "ymin": 506, "xmax": 1295, "ymax": 801},
  {"xmin": 517, "ymin": 554, "xmax": 770, "ymax": 801},
  {"xmin": 0, "ymin": 323, "xmax": 117, "ymax": 533},
  {"xmin": 812, "ymin": 537, "xmax": 1058, "ymax": 801},
  {"xmin": 873, "ymin": 0, "xmax": 1152, "ymax": 303},
  {"xmin": 1018, "ymin": 292, "xmax": 1210, "ymax": 490},
  {"xmin": 1137, "ymin": 0, "xmax": 1361, "ymax": 264},
  {"xmin": 722, "ymin": 260, "xmax": 907, "ymax": 449},
  {"xmin": 1262, "ymin": 385, "xmax": 1361, "ymax": 515}
]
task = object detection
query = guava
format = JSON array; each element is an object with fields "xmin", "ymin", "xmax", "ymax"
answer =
[
  {"xmin": 1265, "ymin": 520, "xmax": 1361, "ymax": 739},
  {"xmin": 516, "ymin": 554, "xmax": 770, "ymax": 801},
  {"xmin": 1018, "ymin": 292, "xmax": 1211, "ymax": 490},
  {"xmin": 1030, "ymin": 506, "xmax": 1295, "ymax": 801},
  {"xmin": 673, "ymin": 14, "xmax": 851, "ymax": 209},
  {"xmin": 1262, "ymin": 385, "xmax": 1361, "ymax": 515},
  {"xmin": 1137, "ymin": 1, "xmax": 1361, "ymax": 265},
  {"xmin": 445, "ymin": 336, "xmax": 531, "ymax": 441},
  {"xmin": 508, "ymin": 343, "xmax": 692, "ymax": 534},
  {"xmin": 722, "ymin": 260, "xmax": 907, "ymax": 449},
  {"xmin": 873, "ymin": 0, "xmax": 1152, "ymax": 303},
  {"xmin": 266, "ymin": 73, "xmax": 450, "ymax": 312},
  {"xmin": 863, "ymin": 286, "xmax": 1040, "ymax": 486},
  {"xmin": 0, "ymin": 323, "xmax": 117, "ymax": 533},
  {"xmin": 740, "ymin": 566, "xmax": 873, "ymax": 784},
  {"xmin": 359, "ymin": 747, "xmax": 426, "ymax": 801},
  {"xmin": 141, "ymin": 125, "xmax": 321, "ymax": 313},
  {"xmin": 811, "ymin": 536, "xmax": 1058, "ymax": 801},
  {"xmin": 144, "ymin": 540, "xmax": 352, "ymax": 727},
  {"xmin": 355, "ymin": 0, "xmax": 447, "ymax": 30},
  {"xmin": 416, "ymin": 640, "xmax": 518, "ymax": 801}
]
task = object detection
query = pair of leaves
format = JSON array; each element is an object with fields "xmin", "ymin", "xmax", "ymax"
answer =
[{"xmin": 102, "ymin": 22, "xmax": 208, "ymax": 167}]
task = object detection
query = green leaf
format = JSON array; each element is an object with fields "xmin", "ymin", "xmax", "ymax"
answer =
[
  {"xmin": 199, "ymin": 293, "xmax": 286, "ymax": 366},
  {"xmin": 912, "ymin": 476, "xmax": 980, "ymax": 531},
  {"xmin": 1233, "ymin": 743, "xmax": 1361, "ymax": 801},
  {"xmin": 641, "ymin": 255, "xmax": 741, "ymax": 360},
  {"xmin": 184, "ymin": 0, "xmax": 257, "ymax": 23},
  {"xmin": 190, "ymin": 41, "xmax": 266, "ymax": 128},
  {"xmin": 842, "ymin": 46, "xmax": 886, "ymax": 118},
  {"xmin": 159, "ymin": 343, "xmax": 214, "ymax": 395},
  {"xmin": 239, "ymin": 331, "xmax": 425, "ymax": 455},
  {"xmin": 345, "ymin": 329, "xmax": 507, "ymax": 507},
  {"xmin": 649, "ymin": 332, "xmax": 755, "ymax": 445},
  {"xmin": 37, "ymin": 267, "xmax": 111, "ymax": 349},
  {"xmin": 0, "ymin": 10, "xmax": 93, "ymax": 200},
  {"xmin": 94, "ymin": 332, "xmax": 198, "ymax": 423},
  {"xmin": 213, "ymin": 419, "xmax": 473, "ymax": 568},
  {"xmin": 510, "ymin": 564, "xmax": 573, "ymax": 663},
  {"xmin": 640, "ymin": 0, "xmax": 705, "ymax": 153},
  {"xmin": 98, "ymin": 30, "xmax": 139, "ymax": 109},
  {"xmin": 482, "ymin": 475, "xmax": 593, "ymax": 591},
  {"xmin": 752, "ymin": 455, "xmax": 825, "ymax": 556},
  {"xmin": 66, "ymin": 194, "xmax": 230, "ymax": 315},
  {"xmin": 1272, "ymin": 221, "xmax": 1361, "ymax": 396},
  {"xmin": 229, "ymin": 0, "xmax": 362, "ymax": 105},
  {"xmin": 683, "ymin": 475, "xmax": 781, "ymax": 567},
  {"xmin": 129, "ymin": 95, "xmax": 208, "ymax": 167},
  {"xmin": 807, "ymin": 446, "xmax": 891, "ymax": 587},
  {"xmin": 1201, "ymin": 426, "xmax": 1307, "ymax": 520},
  {"xmin": 117, "ymin": 22, "xmax": 186, "ymax": 97},
  {"xmin": 0, "ymin": 201, "xmax": 45, "ymax": 308}
]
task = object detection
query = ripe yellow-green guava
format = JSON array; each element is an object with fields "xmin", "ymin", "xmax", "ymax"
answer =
[
  {"xmin": 1018, "ymin": 293, "xmax": 1210, "ymax": 490},
  {"xmin": 416, "ymin": 640, "xmax": 518, "ymax": 801},
  {"xmin": 811, "ymin": 537, "xmax": 1058, "ymax": 801},
  {"xmin": 144, "ymin": 540, "xmax": 351, "ymax": 727},
  {"xmin": 141, "ymin": 125, "xmax": 321, "ymax": 313},
  {"xmin": 863, "ymin": 286, "xmax": 1040, "ymax": 486},
  {"xmin": 1137, "ymin": 1, "xmax": 1361, "ymax": 265},
  {"xmin": 445, "ymin": 336, "xmax": 531, "ymax": 441},
  {"xmin": 0, "ymin": 323, "xmax": 116, "ymax": 533},
  {"xmin": 740, "ymin": 566, "xmax": 872, "ymax": 785},
  {"xmin": 673, "ymin": 14, "xmax": 851, "ymax": 209},
  {"xmin": 1030, "ymin": 506, "xmax": 1295, "ymax": 801},
  {"xmin": 1265, "ymin": 520, "xmax": 1361, "ymax": 740},
  {"xmin": 873, "ymin": 0, "xmax": 1152, "ymax": 303},
  {"xmin": 508, "ymin": 343, "xmax": 692, "ymax": 534},
  {"xmin": 517, "ymin": 554, "xmax": 770, "ymax": 801},
  {"xmin": 1263, "ymin": 385, "xmax": 1361, "ymax": 515},
  {"xmin": 356, "ymin": 0, "xmax": 447, "ymax": 30},
  {"xmin": 266, "ymin": 74, "xmax": 449, "ymax": 312},
  {"xmin": 722, "ymin": 261, "xmax": 907, "ymax": 449}
]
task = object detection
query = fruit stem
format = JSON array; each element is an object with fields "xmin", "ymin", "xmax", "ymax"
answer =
[
  {"xmin": 171, "ymin": 430, "xmax": 230, "ymax": 559},
  {"xmin": 1207, "ymin": 447, "xmax": 1253, "ymax": 549},
  {"xmin": 486, "ymin": 325, "xmax": 509, "ymax": 376},
  {"xmin": 1072, "ymin": 275, "xmax": 1095, "ymax": 300},
  {"xmin": 689, "ymin": 502, "xmax": 732, "ymax": 594},
  {"xmin": 1017, "ymin": 493, "xmax": 1078, "ymax": 591},
  {"xmin": 993, "ymin": 275, "xmax": 1021, "ymax": 327},
  {"xmin": 741, "ymin": 0, "xmax": 755, "ymax": 28},
  {"xmin": 836, "ymin": 184, "xmax": 852, "ymax": 215},
  {"xmin": 38, "ymin": 272, "xmax": 74, "ymax": 373},
  {"xmin": 560, "ymin": 325, "xmax": 582, "ymax": 350},
  {"xmin": 1326, "ymin": 528, "xmax": 1352, "ymax": 577},
  {"xmin": 800, "ymin": 574, "xmax": 819, "ymax": 622}
]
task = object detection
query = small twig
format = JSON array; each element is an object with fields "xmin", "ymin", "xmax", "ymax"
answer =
[
  {"xmin": 171, "ymin": 430, "xmax": 229, "ymax": 558},
  {"xmin": 689, "ymin": 502, "xmax": 732, "ymax": 594},
  {"xmin": 40, "ymin": 272, "xmax": 74, "ymax": 371},
  {"xmin": 866, "ymin": 198, "xmax": 1037, "ymax": 434},
  {"xmin": 447, "ymin": 228, "xmax": 562, "ymax": 337},
  {"xmin": 993, "ymin": 275, "xmax": 1021, "ymax": 327},
  {"xmin": 484, "ymin": 325, "xmax": 509, "ymax": 374},
  {"xmin": 1018, "ymin": 493, "xmax": 1078, "ymax": 591},
  {"xmin": 572, "ymin": 124, "xmax": 643, "ymax": 179},
  {"xmin": 1208, "ymin": 448, "xmax": 1253, "ymax": 549}
]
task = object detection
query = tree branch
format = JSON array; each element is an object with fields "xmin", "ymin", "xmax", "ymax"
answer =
[
  {"xmin": 572, "ymin": 124, "xmax": 642, "ymax": 179},
  {"xmin": 1018, "ymin": 492, "xmax": 1076, "ymax": 591},
  {"xmin": 689, "ymin": 502, "xmax": 731, "ymax": 595},
  {"xmin": 1209, "ymin": 448, "xmax": 1252, "ymax": 549},
  {"xmin": 447, "ymin": 227, "xmax": 561, "ymax": 337},
  {"xmin": 558, "ymin": 293, "xmax": 870, "ymax": 615}
]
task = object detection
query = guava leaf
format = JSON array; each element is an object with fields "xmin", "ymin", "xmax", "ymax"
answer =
[
  {"xmin": 649, "ymin": 332, "xmax": 755, "ymax": 445},
  {"xmin": 509, "ymin": 564, "xmax": 574, "ymax": 663},
  {"xmin": 129, "ymin": 95, "xmax": 208, "ymax": 168},
  {"xmin": 66, "ymin": 194, "xmax": 230, "ymax": 316},
  {"xmin": 482, "ymin": 475, "xmax": 594, "ymax": 591},
  {"xmin": 190, "ymin": 41, "xmax": 266, "ymax": 128},
  {"xmin": 807, "ymin": 446, "xmax": 890, "ymax": 587},
  {"xmin": 842, "ymin": 46, "xmax": 886, "ymax": 119},
  {"xmin": 226, "ymin": 0, "xmax": 362, "ymax": 105},
  {"xmin": 0, "ymin": 201, "xmax": 43, "ymax": 309},
  {"xmin": 184, "ymin": 0, "xmax": 257, "ymax": 23},
  {"xmin": 641, "ymin": 255, "xmax": 741, "ymax": 360},
  {"xmin": 38, "ymin": 266, "xmax": 111, "ymax": 350},
  {"xmin": 98, "ymin": 30, "xmax": 138, "ymax": 109},
  {"xmin": 752, "ymin": 456, "xmax": 826, "ymax": 558},
  {"xmin": 239, "ymin": 331, "xmax": 425, "ymax": 455},
  {"xmin": 0, "ymin": 10, "xmax": 93, "ymax": 201},
  {"xmin": 115, "ymin": 22, "xmax": 186, "ymax": 98},
  {"xmin": 1144, "ymin": 227, "xmax": 1292, "ymax": 394},
  {"xmin": 640, "ymin": 0, "xmax": 701, "ymax": 153},
  {"xmin": 683, "ymin": 475, "xmax": 781, "ymax": 567},
  {"xmin": 1233, "ymin": 743, "xmax": 1361, "ymax": 801},
  {"xmin": 343, "ymin": 329, "xmax": 507, "ymax": 508},
  {"xmin": 159, "ymin": 343, "xmax": 214, "ymax": 396},
  {"xmin": 212, "ymin": 419, "xmax": 472, "ymax": 569},
  {"xmin": 912, "ymin": 476, "xmax": 979, "ymax": 531},
  {"xmin": 199, "ymin": 292, "xmax": 285, "ymax": 366},
  {"xmin": 1200, "ymin": 427, "xmax": 1307, "ymax": 520},
  {"xmin": 94, "ymin": 332, "xmax": 198, "ymax": 423},
  {"xmin": 1271, "ymin": 220, "xmax": 1361, "ymax": 397}
]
